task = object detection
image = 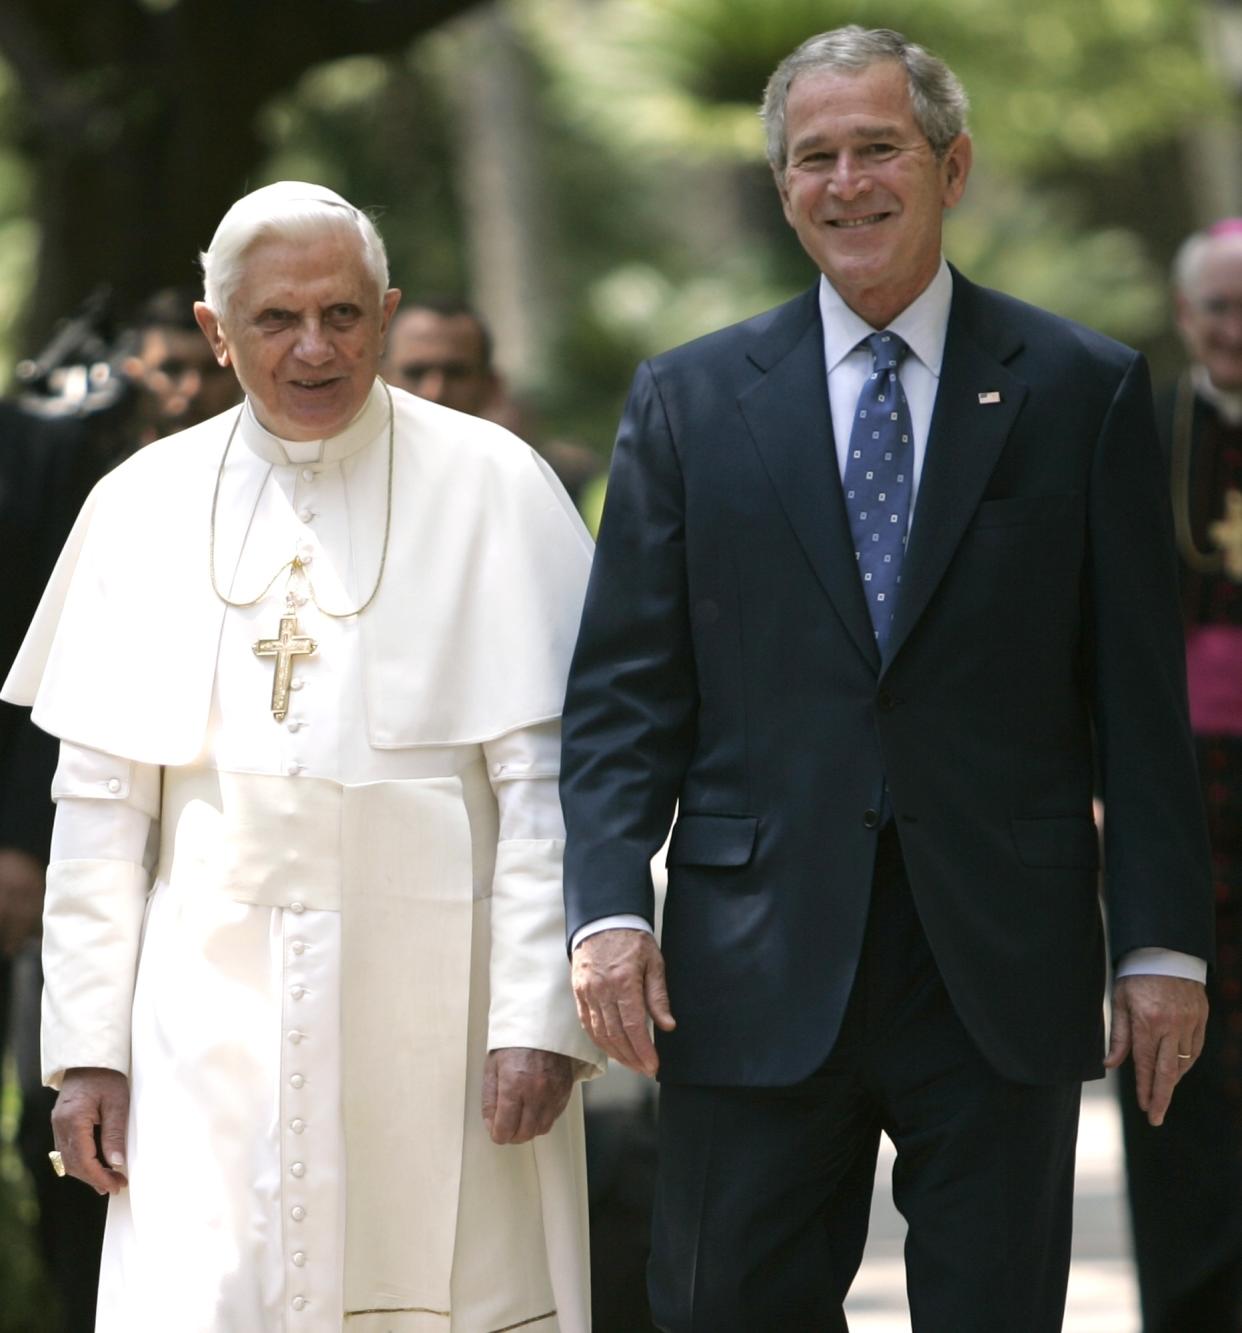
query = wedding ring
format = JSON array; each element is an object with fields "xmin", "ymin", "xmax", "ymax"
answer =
[
  {"xmin": 1176, "ymin": 1053, "xmax": 1193, "ymax": 1061},
  {"xmin": 48, "ymin": 1150, "xmax": 66, "ymax": 1177}
]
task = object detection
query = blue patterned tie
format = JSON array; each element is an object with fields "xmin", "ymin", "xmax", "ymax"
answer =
[{"xmin": 842, "ymin": 331, "xmax": 914, "ymax": 655}]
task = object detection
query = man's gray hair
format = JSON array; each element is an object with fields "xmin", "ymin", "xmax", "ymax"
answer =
[
  {"xmin": 1172, "ymin": 219, "xmax": 1242, "ymax": 298},
  {"xmin": 199, "ymin": 180, "xmax": 389, "ymax": 319},
  {"xmin": 761, "ymin": 26, "xmax": 970, "ymax": 176}
]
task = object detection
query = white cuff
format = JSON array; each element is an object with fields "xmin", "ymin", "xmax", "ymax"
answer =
[
  {"xmin": 571, "ymin": 914, "xmax": 654, "ymax": 952},
  {"xmin": 1114, "ymin": 947, "xmax": 1207, "ymax": 984}
]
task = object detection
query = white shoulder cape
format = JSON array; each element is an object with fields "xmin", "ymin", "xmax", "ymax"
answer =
[{"xmin": 3, "ymin": 384, "xmax": 593, "ymax": 763}]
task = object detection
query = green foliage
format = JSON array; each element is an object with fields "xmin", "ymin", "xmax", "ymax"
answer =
[
  {"xmin": 0, "ymin": 57, "xmax": 35, "ymax": 385},
  {"xmin": 258, "ymin": 53, "xmax": 469, "ymax": 299},
  {"xmin": 0, "ymin": 0, "xmax": 1225, "ymax": 439},
  {"xmin": 515, "ymin": 0, "xmax": 1217, "ymax": 417},
  {"xmin": 0, "ymin": 1069, "xmax": 56, "ymax": 1332},
  {"xmin": 522, "ymin": 0, "xmax": 1218, "ymax": 168},
  {"xmin": 945, "ymin": 174, "xmax": 1168, "ymax": 342}
]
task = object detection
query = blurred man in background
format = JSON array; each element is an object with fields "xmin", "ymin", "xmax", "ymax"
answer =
[
  {"xmin": 382, "ymin": 297, "xmax": 603, "ymax": 509},
  {"xmin": 1120, "ymin": 218, "xmax": 1242, "ymax": 1332},
  {"xmin": 380, "ymin": 296, "xmax": 500, "ymax": 417},
  {"xmin": 121, "ymin": 286, "xmax": 240, "ymax": 443}
]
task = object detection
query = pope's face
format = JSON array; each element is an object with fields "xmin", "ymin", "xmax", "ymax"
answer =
[
  {"xmin": 1178, "ymin": 237, "xmax": 1242, "ymax": 394},
  {"xmin": 776, "ymin": 61, "xmax": 971, "ymax": 328},
  {"xmin": 195, "ymin": 228, "xmax": 400, "ymax": 441}
]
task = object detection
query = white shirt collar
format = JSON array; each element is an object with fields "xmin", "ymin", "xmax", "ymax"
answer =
[
  {"xmin": 237, "ymin": 377, "xmax": 390, "ymax": 466},
  {"xmin": 818, "ymin": 259, "xmax": 953, "ymax": 377},
  {"xmin": 1192, "ymin": 363, "xmax": 1242, "ymax": 427}
]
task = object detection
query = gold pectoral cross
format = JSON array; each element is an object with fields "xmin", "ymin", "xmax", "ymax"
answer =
[
  {"xmin": 1210, "ymin": 489, "xmax": 1242, "ymax": 583},
  {"xmin": 253, "ymin": 603, "xmax": 317, "ymax": 722}
]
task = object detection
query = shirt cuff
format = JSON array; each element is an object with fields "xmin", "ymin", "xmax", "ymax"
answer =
[
  {"xmin": 1115, "ymin": 947, "xmax": 1207, "ymax": 984},
  {"xmin": 571, "ymin": 914, "xmax": 653, "ymax": 952}
]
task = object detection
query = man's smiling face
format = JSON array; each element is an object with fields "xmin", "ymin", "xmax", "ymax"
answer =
[
  {"xmin": 195, "ymin": 227, "xmax": 399, "ymax": 441},
  {"xmin": 776, "ymin": 60, "xmax": 971, "ymax": 329}
]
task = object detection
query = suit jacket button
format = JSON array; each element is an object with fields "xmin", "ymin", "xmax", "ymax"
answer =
[
  {"xmin": 877, "ymin": 690, "xmax": 896, "ymax": 711},
  {"xmin": 863, "ymin": 809, "xmax": 881, "ymax": 828}
]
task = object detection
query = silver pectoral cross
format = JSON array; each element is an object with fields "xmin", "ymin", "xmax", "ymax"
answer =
[{"xmin": 253, "ymin": 600, "xmax": 317, "ymax": 721}]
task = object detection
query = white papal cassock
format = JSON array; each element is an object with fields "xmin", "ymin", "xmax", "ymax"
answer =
[{"xmin": 3, "ymin": 380, "xmax": 603, "ymax": 1332}]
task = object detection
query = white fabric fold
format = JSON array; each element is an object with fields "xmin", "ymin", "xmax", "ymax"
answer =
[
  {"xmin": 41, "ymin": 857, "xmax": 150, "ymax": 1086},
  {"xmin": 489, "ymin": 839, "xmax": 603, "ymax": 1067},
  {"xmin": 3, "ymin": 382, "xmax": 592, "ymax": 761}
]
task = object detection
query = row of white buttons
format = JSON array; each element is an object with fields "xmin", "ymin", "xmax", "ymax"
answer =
[{"xmin": 286, "ymin": 920, "xmax": 312, "ymax": 1316}]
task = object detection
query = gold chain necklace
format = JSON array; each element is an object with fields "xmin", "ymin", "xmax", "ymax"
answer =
[
  {"xmin": 208, "ymin": 380, "xmax": 396, "ymax": 619},
  {"xmin": 1170, "ymin": 370, "xmax": 1225, "ymax": 575}
]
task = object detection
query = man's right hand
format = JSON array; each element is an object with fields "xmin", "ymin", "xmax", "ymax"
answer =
[
  {"xmin": 571, "ymin": 928, "xmax": 675, "ymax": 1077},
  {"xmin": 51, "ymin": 1067, "xmax": 130, "ymax": 1195}
]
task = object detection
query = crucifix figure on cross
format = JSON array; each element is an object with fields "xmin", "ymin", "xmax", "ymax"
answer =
[
  {"xmin": 1209, "ymin": 487, "xmax": 1242, "ymax": 583},
  {"xmin": 253, "ymin": 597, "xmax": 317, "ymax": 721}
]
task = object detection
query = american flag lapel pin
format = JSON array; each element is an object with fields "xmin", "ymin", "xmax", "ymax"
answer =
[{"xmin": 978, "ymin": 391, "xmax": 1001, "ymax": 405}]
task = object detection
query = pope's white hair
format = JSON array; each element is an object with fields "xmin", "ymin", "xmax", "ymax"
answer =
[{"xmin": 199, "ymin": 180, "xmax": 389, "ymax": 320}]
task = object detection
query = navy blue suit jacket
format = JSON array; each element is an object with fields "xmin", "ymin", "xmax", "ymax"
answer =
[{"xmin": 560, "ymin": 270, "xmax": 1213, "ymax": 1088}]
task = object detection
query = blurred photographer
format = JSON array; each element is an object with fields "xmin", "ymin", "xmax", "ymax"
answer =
[{"xmin": 120, "ymin": 287, "xmax": 239, "ymax": 444}]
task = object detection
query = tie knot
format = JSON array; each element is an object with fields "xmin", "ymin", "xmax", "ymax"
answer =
[{"xmin": 864, "ymin": 331, "xmax": 907, "ymax": 373}]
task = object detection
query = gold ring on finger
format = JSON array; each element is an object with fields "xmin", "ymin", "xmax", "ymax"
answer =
[{"xmin": 48, "ymin": 1150, "xmax": 67, "ymax": 1177}]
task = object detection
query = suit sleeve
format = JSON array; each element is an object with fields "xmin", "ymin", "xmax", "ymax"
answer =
[
  {"xmin": 559, "ymin": 361, "xmax": 698, "ymax": 941},
  {"xmin": 1088, "ymin": 352, "xmax": 1214, "ymax": 963}
]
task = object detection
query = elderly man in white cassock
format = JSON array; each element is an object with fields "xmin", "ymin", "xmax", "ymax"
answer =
[{"xmin": 2, "ymin": 181, "xmax": 603, "ymax": 1332}]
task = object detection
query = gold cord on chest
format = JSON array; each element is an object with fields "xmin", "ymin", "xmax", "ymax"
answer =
[
  {"xmin": 1171, "ymin": 371, "xmax": 1242, "ymax": 582},
  {"xmin": 207, "ymin": 382, "xmax": 396, "ymax": 719}
]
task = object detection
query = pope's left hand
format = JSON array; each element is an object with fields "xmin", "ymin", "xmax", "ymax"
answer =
[
  {"xmin": 1105, "ymin": 974, "xmax": 1208, "ymax": 1127},
  {"xmin": 482, "ymin": 1047, "xmax": 575, "ymax": 1145}
]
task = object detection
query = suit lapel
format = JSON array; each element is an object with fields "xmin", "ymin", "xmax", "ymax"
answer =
[
  {"xmin": 884, "ymin": 275, "xmax": 1029, "ymax": 667},
  {"xmin": 738, "ymin": 290, "xmax": 880, "ymax": 671}
]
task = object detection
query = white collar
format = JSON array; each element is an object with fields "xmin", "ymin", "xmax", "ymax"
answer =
[
  {"xmin": 237, "ymin": 377, "xmax": 389, "ymax": 466},
  {"xmin": 818, "ymin": 258, "xmax": 953, "ymax": 377},
  {"xmin": 1192, "ymin": 364, "xmax": 1242, "ymax": 427}
]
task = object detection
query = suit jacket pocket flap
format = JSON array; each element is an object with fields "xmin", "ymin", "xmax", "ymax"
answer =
[
  {"xmin": 1010, "ymin": 815, "xmax": 1099, "ymax": 870},
  {"xmin": 969, "ymin": 491, "xmax": 1081, "ymax": 531},
  {"xmin": 666, "ymin": 813, "xmax": 759, "ymax": 868}
]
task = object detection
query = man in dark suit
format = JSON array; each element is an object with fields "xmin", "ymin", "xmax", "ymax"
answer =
[{"xmin": 560, "ymin": 25, "xmax": 1214, "ymax": 1332}]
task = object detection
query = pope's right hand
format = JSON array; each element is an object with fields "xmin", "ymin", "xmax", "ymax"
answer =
[
  {"xmin": 571, "ymin": 928, "xmax": 675, "ymax": 1077},
  {"xmin": 52, "ymin": 1067, "xmax": 130, "ymax": 1195}
]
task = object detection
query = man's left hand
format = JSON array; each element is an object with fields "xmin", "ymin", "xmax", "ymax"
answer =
[
  {"xmin": 1105, "ymin": 975, "xmax": 1208, "ymax": 1127},
  {"xmin": 482, "ymin": 1047, "xmax": 575, "ymax": 1145}
]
